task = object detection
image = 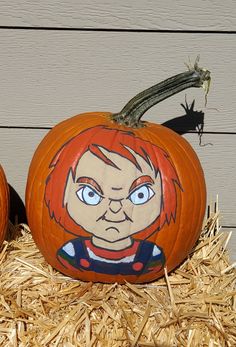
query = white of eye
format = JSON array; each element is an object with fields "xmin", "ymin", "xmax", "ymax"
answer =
[
  {"xmin": 129, "ymin": 185, "xmax": 155, "ymax": 205},
  {"xmin": 62, "ymin": 242, "xmax": 75, "ymax": 257},
  {"xmin": 76, "ymin": 186, "xmax": 102, "ymax": 206}
]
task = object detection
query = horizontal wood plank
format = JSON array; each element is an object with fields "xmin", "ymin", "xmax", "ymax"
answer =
[
  {"xmin": 0, "ymin": 129, "xmax": 235, "ymax": 227},
  {"xmin": 227, "ymin": 230, "xmax": 236, "ymax": 262},
  {"xmin": 184, "ymin": 133, "xmax": 236, "ymax": 228},
  {"xmin": 0, "ymin": 30, "xmax": 235, "ymax": 132},
  {"xmin": 1, "ymin": 128, "xmax": 235, "ymax": 259},
  {"xmin": 0, "ymin": 0, "xmax": 235, "ymax": 31}
]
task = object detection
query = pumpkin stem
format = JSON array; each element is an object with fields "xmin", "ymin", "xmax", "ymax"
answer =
[{"xmin": 112, "ymin": 59, "xmax": 211, "ymax": 128}]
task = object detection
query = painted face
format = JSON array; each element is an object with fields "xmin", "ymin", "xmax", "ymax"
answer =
[{"xmin": 64, "ymin": 148, "xmax": 162, "ymax": 246}]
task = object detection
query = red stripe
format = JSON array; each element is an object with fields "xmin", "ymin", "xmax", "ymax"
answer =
[
  {"xmin": 58, "ymin": 255, "xmax": 78, "ymax": 271},
  {"xmin": 147, "ymin": 265, "xmax": 162, "ymax": 272}
]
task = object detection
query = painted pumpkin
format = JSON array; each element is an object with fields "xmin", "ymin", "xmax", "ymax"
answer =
[
  {"xmin": 0, "ymin": 165, "xmax": 9, "ymax": 245},
  {"xmin": 25, "ymin": 62, "xmax": 211, "ymax": 283}
]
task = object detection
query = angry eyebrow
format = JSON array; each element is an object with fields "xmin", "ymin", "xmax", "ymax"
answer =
[
  {"xmin": 76, "ymin": 176, "xmax": 104, "ymax": 195},
  {"xmin": 129, "ymin": 175, "xmax": 154, "ymax": 193}
]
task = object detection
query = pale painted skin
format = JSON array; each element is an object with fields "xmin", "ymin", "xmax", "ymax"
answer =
[{"xmin": 64, "ymin": 148, "xmax": 162, "ymax": 251}]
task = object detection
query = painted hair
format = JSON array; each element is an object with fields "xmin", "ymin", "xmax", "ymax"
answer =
[{"xmin": 45, "ymin": 126, "xmax": 181, "ymax": 239}]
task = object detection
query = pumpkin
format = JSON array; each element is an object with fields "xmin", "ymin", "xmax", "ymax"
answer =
[
  {"xmin": 25, "ymin": 61, "xmax": 211, "ymax": 283},
  {"xmin": 0, "ymin": 165, "xmax": 9, "ymax": 245}
]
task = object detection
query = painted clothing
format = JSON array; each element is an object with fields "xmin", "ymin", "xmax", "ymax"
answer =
[{"xmin": 57, "ymin": 237, "xmax": 165, "ymax": 275}]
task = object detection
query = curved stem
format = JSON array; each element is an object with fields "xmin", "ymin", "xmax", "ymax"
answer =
[{"xmin": 112, "ymin": 61, "xmax": 211, "ymax": 128}]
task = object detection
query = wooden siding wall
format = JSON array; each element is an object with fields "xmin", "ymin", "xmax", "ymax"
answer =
[{"xmin": 0, "ymin": 1, "xmax": 235, "ymax": 260}]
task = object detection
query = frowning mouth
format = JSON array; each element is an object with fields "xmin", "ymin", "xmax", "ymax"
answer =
[
  {"xmin": 105, "ymin": 226, "xmax": 120, "ymax": 233},
  {"xmin": 103, "ymin": 218, "xmax": 126, "ymax": 223},
  {"xmin": 97, "ymin": 212, "xmax": 133, "ymax": 223}
]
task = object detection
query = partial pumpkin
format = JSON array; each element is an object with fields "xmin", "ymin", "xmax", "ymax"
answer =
[
  {"xmin": 26, "ymin": 61, "xmax": 210, "ymax": 283},
  {"xmin": 0, "ymin": 165, "xmax": 9, "ymax": 245}
]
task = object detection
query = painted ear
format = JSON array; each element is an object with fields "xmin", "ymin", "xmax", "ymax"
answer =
[{"xmin": 63, "ymin": 169, "xmax": 74, "ymax": 207}]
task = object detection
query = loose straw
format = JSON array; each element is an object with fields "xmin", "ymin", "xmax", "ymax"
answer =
[{"xmin": 0, "ymin": 204, "xmax": 235, "ymax": 346}]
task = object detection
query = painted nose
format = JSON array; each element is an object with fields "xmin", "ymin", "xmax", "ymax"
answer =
[{"xmin": 109, "ymin": 200, "xmax": 122, "ymax": 214}]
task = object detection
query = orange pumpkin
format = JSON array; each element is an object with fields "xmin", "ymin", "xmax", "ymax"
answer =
[
  {"xmin": 0, "ymin": 165, "xmax": 9, "ymax": 245},
  {"xmin": 26, "ymin": 62, "xmax": 210, "ymax": 283}
]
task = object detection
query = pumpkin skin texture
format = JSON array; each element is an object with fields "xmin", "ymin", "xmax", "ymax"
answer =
[
  {"xmin": 26, "ymin": 113, "xmax": 206, "ymax": 283},
  {"xmin": 0, "ymin": 165, "xmax": 9, "ymax": 246},
  {"xmin": 25, "ymin": 64, "xmax": 210, "ymax": 283}
]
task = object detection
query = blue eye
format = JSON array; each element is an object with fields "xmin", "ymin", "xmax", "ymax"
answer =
[
  {"xmin": 129, "ymin": 185, "xmax": 155, "ymax": 205},
  {"xmin": 76, "ymin": 186, "xmax": 102, "ymax": 205}
]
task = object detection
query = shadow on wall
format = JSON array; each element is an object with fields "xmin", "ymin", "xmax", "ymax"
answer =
[
  {"xmin": 7, "ymin": 100, "xmax": 204, "ymax": 226},
  {"xmin": 8, "ymin": 184, "xmax": 27, "ymax": 225},
  {"xmin": 162, "ymin": 99, "xmax": 204, "ymax": 138}
]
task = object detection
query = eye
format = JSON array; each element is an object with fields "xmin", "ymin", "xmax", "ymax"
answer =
[
  {"xmin": 129, "ymin": 185, "xmax": 155, "ymax": 205},
  {"xmin": 76, "ymin": 186, "xmax": 103, "ymax": 206}
]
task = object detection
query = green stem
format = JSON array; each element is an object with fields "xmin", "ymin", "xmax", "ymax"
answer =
[{"xmin": 112, "ymin": 61, "xmax": 211, "ymax": 128}]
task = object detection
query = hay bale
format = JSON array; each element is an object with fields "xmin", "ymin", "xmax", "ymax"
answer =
[{"xmin": 0, "ymin": 204, "xmax": 235, "ymax": 346}]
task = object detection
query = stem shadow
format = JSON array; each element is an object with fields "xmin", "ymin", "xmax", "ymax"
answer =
[{"xmin": 161, "ymin": 100, "xmax": 205, "ymax": 143}]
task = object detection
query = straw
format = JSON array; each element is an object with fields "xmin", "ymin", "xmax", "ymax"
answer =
[{"xmin": 0, "ymin": 203, "xmax": 235, "ymax": 346}]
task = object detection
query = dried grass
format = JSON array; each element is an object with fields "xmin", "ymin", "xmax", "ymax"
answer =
[{"xmin": 0, "ymin": 202, "xmax": 235, "ymax": 347}]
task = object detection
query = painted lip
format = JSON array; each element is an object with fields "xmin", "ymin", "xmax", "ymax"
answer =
[
  {"xmin": 103, "ymin": 218, "xmax": 127, "ymax": 224},
  {"xmin": 97, "ymin": 211, "xmax": 133, "ymax": 223},
  {"xmin": 105, "ymin": 226, "xmax": 120, "ymax": 233}
]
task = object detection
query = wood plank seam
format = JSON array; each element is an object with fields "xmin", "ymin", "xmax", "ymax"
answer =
[
  {"xmin": 0, "ymin": 126, "xmax": 235, "ymax": 136},
  {"xmin": 0, "ymin": 25, "xmax": 236, "ymax": 34}
]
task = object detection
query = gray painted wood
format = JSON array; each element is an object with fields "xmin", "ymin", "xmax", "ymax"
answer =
[
  {"xmin": 0, "ymin": 129, "xmax": 47, "ymax": 201},
  {"xmin": 0, "ymin": 0, "xmax": 235, "ymax": 31},
  {"xmin": 184, "ymin": 133, "xmax": 236, "ymax": 228},
  {"xmin": 0, "ymin": 0, "xmax": 235, "ymax": 260},
  {"xmin": 0, "ymin": 30, "xmax": 236, "ymax": 132},
  {"xmin": 226, "ymin": 230, "xmax": 236, "ymax": 263},
  {"xmin": 0, "ymin": 129, "xmax": 235, "ymax": 226},
  {"xmin": 1, "ymin": 128, "xmax": 235, "ymax": 260}
]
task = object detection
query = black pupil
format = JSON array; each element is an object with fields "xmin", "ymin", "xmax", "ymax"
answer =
[
  {"xmin": 88, "ymin": 191, "xmax": 95, "ymax": 197},
  {"xmin": 138, "ymin": 192, "xmax": 144, "ymax": 199}
]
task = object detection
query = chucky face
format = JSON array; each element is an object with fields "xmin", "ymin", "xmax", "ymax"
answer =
[{"xmin": 64, "ymin": 147, "xmax": 162, "ymax": 246}]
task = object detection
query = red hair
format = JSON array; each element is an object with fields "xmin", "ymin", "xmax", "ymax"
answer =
[{"xmin": 45, "ymin": 126, "xmax": 181, "ymax": 239}]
